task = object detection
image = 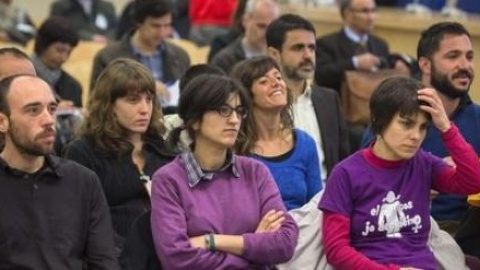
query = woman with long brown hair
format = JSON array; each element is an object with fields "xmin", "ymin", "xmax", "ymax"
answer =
[
  {"xmin": 64, "ymin": 58, "xmax": 174, "ymax": 244},
  {"xmin": 232, "ymin": 56, "xmax": 322, "ymax": 210}
]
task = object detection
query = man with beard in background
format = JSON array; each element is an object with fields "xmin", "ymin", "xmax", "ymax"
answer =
[
  {"xmin": 419, "ymin": 22, "xmax": 479, "ymax": 234},
  {"xmin": 266, "ymin": 14, "xmax": 350, "ymax": 183},
  {"xmin": 0, "ymin": 75, "xmax": 118, "ymax": 268},
  {"xmin": 362, "ymin": 21, "xmax": 480, "ymax": 235}
]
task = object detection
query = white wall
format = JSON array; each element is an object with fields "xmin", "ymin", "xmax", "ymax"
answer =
[{"xmin": 14, "ymin": 0, "xmax": 132, "ymax": 25}]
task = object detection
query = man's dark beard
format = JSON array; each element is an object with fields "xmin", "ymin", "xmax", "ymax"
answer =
[
  {"xmin": 8, "ymin": 121, "xmax": 55, "ymax": 157},
  {"xmin": 430, "ymin": 66, "xmax": 471, "ymax": 99}
]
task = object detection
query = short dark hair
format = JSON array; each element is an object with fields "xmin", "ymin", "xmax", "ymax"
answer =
[
  {"xmin": 266, "ymin": 13, "xmax": 316, "ymax": 51},
  {"xmin": 34, "ymin": 16, "xmax": 80, "ymax": 56},
  {"xmin": 169, "ymin": 74, "xmax": 250, "ymax": 148},
  {"xmin": 179, "ymin": 64, "xmax": 225, "ymax": 91},
  {"xmin": 133, "ymin": 0, "xmax": 174, "ymax": 24},
  {"xmin": 0, "ymin": 47, "xmax": 30, "ymax": 60},
  {"xmin": 337, "ymin": 0, "xmax": 353, "ymax": 18},
  {"xmin": 370, "ymin": 77, "xmax": 429, "ymax": 136},
  {"xmin": 0, "ymin": 75, "xmax": 17, "ymax": 116},
  {"xmin": 417, "ymin": 22, "xmax": 470, "ymax": 60}
]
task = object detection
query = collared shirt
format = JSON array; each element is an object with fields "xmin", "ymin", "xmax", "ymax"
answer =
[
  {"xmin": 344, "ymin": 26, "xmax": 368, "ymax": 45},
  {"xmin": 292, "ymin": 83, "xmax": 326, "ymax": 181},
  {"xmin": 0, "ymin": 155, "xmax": 118, "ymax": 269},
  {"xmin": 180, "ymin": 150, "xmax": 239, "ymax": 187},
  {"xmin": 131, "ymin": 41, "xmax": 165, "ymax": 83},
  {"xmin": 241, "ymin": 38, "xmax": 265, "ymax": 59},
  {"xmin": 344, "ymin": 26, "xmax": 373, "ymax": 70},
  {"xmin": 77, "ymin": 0, "xmax": 93, "ymax": 15}
]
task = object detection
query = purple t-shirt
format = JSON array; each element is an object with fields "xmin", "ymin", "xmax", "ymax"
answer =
[{"xmin": 319, "ymin": 149, "xmax": 447, "ymax": 270}]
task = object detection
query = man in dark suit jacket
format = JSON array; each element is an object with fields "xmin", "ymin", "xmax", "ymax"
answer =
[
  {"xmin": 314, "ymin": 0, "xmax": 392, "ymax": 92},
  {"xmin": 50, "ymin": 0, "xmax": 117, "ymax": 42},
  {"xmin": 267, "ymin": 14, "xmax": 350, "ymax": 181},
  {"xmin": 210, "ymin": 0, "xmax": 279, "ymax": 74}
]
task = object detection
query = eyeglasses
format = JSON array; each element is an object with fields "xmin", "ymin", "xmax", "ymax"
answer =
[
  {"xmin": 348, "ymin": 7, "xmax": 377, "ymax": 14},
  {"xmin": 214, "ymin": 105, "xmax": 248, "ymax": 119}
]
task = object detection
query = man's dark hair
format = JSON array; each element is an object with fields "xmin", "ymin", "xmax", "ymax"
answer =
[
  {"xmin": 179, "ymin": 64, "xmax": 225, "ymax": 91},
  {"xmin": 417, "ymin": 22, "xmax": 470, "ymax": 60},
  {"xmin": 133, "ymin": 0, "xmax": 175, "ymax": 24},
  {"xmin": 370, "ymin": 77, "xmax": 430, "ymax": 136},
  {"xmin": 34, "ymin": 16, "xmax": 80, "ymax": 56},
  {"xmin": 0, "ymin": 47, "xmax": 30, "ymax": 60},
  {"xmin": 266, "ymin": 14, "xmax": 316, "ymax": 51}
]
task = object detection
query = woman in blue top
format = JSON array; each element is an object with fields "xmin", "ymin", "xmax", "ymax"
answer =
[{"xmin": 232, "ymin": 56, "xmax": 322, "ymax": 210}]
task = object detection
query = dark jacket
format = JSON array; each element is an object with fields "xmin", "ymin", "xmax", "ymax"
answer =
[
  {"xmin": 50, "ymin": 0, "xmax": 117, "ymax": 41},
  {"xmin": 90, "ymin": 34, "xmax": 190, "ymax": 91},
  {"xmin": 311, "ymin": 85, "xmax": 350, "ymax": 174},
  {"xmin": 456, "ymin": 206, "xmax": 480, "ymax": 260},
  {"xmin": 210, "ymin": 36, "xmax": 246, "ymax": 74},
  {"xmin": 315, "ymin": 30, "xmax": 390, "ymax": 92},
  {"xmin": 55, "ymin": 70, "xmax": 83, "ymax": 107}
]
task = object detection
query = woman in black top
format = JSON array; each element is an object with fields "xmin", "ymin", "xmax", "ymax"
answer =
[{"xmin": 64, "ymin": 58, "xmax": 174, "ymax": 241}]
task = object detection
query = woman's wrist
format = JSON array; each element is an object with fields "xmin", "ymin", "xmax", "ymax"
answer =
[{"xmin": 204, "ymin": 233, "xmax": 216, "ymax": 251}]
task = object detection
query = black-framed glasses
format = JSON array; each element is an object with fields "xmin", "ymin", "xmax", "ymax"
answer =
[{"xmin": 214, "ymin": 105, "xmax": 248, "ymax": 119}]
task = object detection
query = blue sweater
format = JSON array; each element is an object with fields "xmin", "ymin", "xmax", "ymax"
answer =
[
  {"xmin": 361, "ymin": 97, "xmax": 480, "ymax": 221},
  {"xmin": 253, "ymin": 129, "xmax": 322, "ymax": 210}
]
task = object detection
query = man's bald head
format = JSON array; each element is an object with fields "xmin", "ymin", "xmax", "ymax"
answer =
[{"xmin": 0, "ymin": 47, "xmax": 36, "ymax": 80}]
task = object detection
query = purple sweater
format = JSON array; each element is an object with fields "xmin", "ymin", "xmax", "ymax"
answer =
[{"xmin": 151, "ymin": 155, "xmax": 298, "ymax": 270}]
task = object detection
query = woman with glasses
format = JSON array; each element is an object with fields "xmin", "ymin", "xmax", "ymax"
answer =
[
  {"xmin": 63, "ymin": 58, "xmax": 174, "ymax": 247},
  {"xmin": 232, "ymin": 56, "xmax": 322, "ymax": 210},
  {"xmin": 151, "ymin": 74, "xmax": 298, "ymax": 269}
]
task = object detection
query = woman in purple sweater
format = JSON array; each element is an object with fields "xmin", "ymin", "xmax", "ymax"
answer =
[{"xmin": 150, "ymin": 74, "xmax": 298, "ymax": 269}]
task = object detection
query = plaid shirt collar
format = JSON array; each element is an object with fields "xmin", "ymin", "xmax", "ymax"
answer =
[{"xmin": 180, "ymin": 150, "xmax": 239, "ymax": 188}]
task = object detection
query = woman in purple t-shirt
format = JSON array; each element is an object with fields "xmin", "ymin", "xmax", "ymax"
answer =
[
  {"xmin": 150, "ymin": 74, "xmax": 298, "ymax": 270},
  {"xmin": 319, "ymin": 77, "xmax": 480, "ymax": 270}
]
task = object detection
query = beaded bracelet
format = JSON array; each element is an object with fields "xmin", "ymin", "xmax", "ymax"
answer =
[{"xmin": 204, "ymin": 233, "xmax": 216, "ymax": 251}]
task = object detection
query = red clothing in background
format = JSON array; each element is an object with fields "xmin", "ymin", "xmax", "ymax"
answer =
[{"xmin": 189, "ymin": 0, "xmax": 237, "ymax": 27}]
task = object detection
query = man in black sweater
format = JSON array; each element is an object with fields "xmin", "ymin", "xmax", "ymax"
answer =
[{"xmin": 0, "ymin": 75, "xmax": 119, "ymax": 269}]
